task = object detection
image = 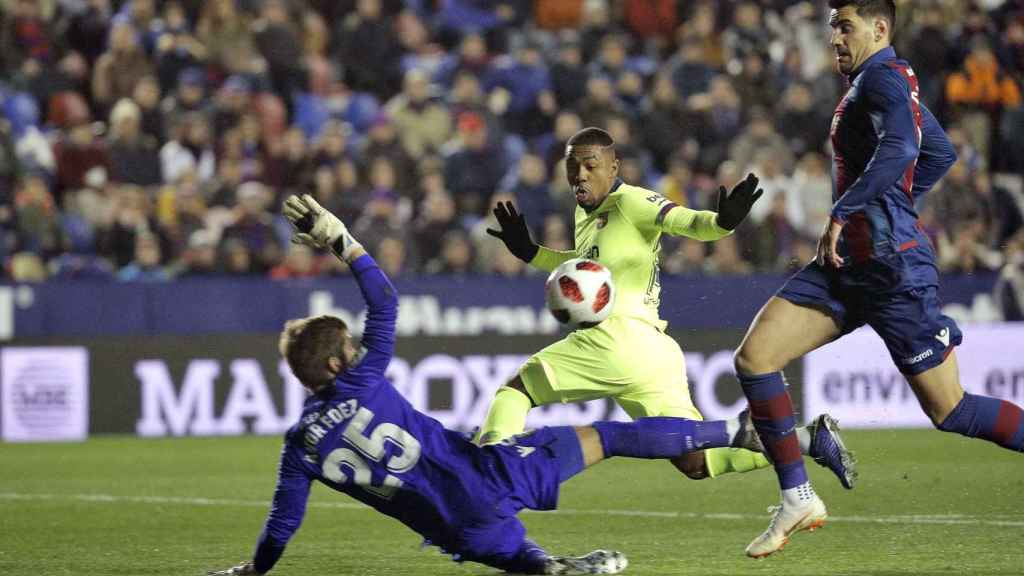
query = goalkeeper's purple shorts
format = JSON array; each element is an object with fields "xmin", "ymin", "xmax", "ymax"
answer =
[{"xmin": 451, "ymin": 426, "xmax": 584, "ymax": 571}]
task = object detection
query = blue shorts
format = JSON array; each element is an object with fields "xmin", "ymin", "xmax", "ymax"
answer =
[
  {"xmin": 778, "ymin": 261, "xmax": 962, "ymax": 375},
  {"xmin": 453, "ymin": 426, "xmax": 583, "ymax": 571}
]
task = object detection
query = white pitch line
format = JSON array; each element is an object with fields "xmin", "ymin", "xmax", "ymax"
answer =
[{"xmin": 2, "ymin": 492, "xmax": 1023, "ymax": 528}]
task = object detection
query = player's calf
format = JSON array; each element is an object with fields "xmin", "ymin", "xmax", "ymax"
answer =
[
  {"xmin": 938, "ymin": 393, "xmax": 1024, "ymax": 452},
  {"xmin": 591, "ymin": 413, "xmax": 756, "ymax": 460}
]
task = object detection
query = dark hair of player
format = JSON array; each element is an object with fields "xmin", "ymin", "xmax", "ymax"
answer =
[
  {"xmin": 279, "ymin": 315, "xmax": 348, "ymax": 389},
  {"xmin": 828, "ymin": 0, "xmax": 896, "ymax": 37},
  {"xmin": 567, "ymin": 127, "xmax": 616, "ymax": 150}
]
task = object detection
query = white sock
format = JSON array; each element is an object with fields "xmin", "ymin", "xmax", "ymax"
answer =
[
  {"xmin": 725, "ymin": 417, "xmax": 741, "ymax": 445},
  {"xmin": 783, "ymin": 482, "xmax": 817, "ymax": 507},
  {"xmin": 796, "ymin": 427, "xmax": 812, "ymax": 455}
]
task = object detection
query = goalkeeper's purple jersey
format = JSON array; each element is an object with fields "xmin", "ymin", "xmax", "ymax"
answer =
[
  {"xmin": 829, "ymin": 47, "xmax": 957, "ymax": 290},
  {"xmin": 252, "ymin": 255, "xmax": 534, "ymax": 573}
]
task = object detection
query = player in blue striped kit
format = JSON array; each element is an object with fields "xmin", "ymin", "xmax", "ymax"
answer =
[
  {"xmin": 733, "ymin": 0, "xmax": 1024, "ymax": 559},
  {"xmin": 207, "ymin": 195, "xmax": 767, "ymax": 576}
]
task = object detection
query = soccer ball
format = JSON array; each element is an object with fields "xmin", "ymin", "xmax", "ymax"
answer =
[{"xmin": 545, "ymin": 258, "xmax": 615, "ymax": 328}]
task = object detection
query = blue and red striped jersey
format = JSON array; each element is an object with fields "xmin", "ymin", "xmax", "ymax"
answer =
[{"xmin": 829, "ymin": 46, "xmax": 957, "ymax": 277}]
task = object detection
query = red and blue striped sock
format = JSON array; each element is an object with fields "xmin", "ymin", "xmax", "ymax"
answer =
[
  {"xmin": 740, "ymin": 371, "xmax": 808, "ymax": 490},
  {"xmin": 938, "ymin": 393, "xmax": 1024, "ymax": 451}
]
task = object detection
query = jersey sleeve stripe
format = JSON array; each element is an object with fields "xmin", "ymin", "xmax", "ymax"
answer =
[{"xmin": 655, "ymin": 202, "xmax": 678, "ymax": 226}]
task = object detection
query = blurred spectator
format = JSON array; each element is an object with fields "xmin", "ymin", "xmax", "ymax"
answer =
[
  {"xmin": 107, "ymin": 99, "xmax": 161, "ymax": 186},
  {"xmin": 435, "ymin": 31, "xmax": 491, "ymax": 89},
  {"xmin": 1, "ymin": 0, "xmax": 56, "ymax": 75},
  {"xmin": 385, "ymin": 68, "xmax": 452, "ymax": 158},
  {"xmin": 424, "ymin": 228, "xmax": 475, "ymax": 275},
  {"xmin": 704, "ymin": 234, "xmax": 753, "ymax": 276},
  {"xmin": 777, "ymin": 83, "xmax": 828, "ymax": 161},
  {"xmin": 252, "ymin": 0, "xmax": 305, "ymax": 100},
  {"xmin": 689, "ymin": 75, "xmax": 743, "ymax": 173},
  {"xmin": 153, "ymin": 1, "xmax": 207, "ymax": 93},
  {"xmin": 211, "ymin": 75, "xmax": 254, "ymax": 136},
  {"xmin": 937, "ymin": 217, "xmax": 1003, "ymax": 274},
  {"xmin": 945, "ymin": 39, "xmax": 1021, "ymax": 168},
  {"xmin": 221, "ymin": 237, "xmax": 256, "ymax": 276},
  {"xmin": 65, "ymin": 0, "xmax": 114, "ymax": 66},
  {"xmin": 360, "ymin": 114, "xmax": 416, "ymax": 196},
  {"xmin": 541, "ymin": 213, "xmax": 571, "ymax": 252},
  {"xmin": 729, "ymin": 107, "xmax": 794, "ymax": 177},
  {"xmin": 444, "ymin": 111, "xmax": 506, "ymax": 217},
  {"xmin": 309, "ymin": 119, "xmax": 351, "ymax": 168},
  {"xmin": 412, "ymin": 187, "xmax": 459, "ymax": 266},
  {"xmin": 92, "ymin": 21, "xmax": 154, "ymax": 111},
  {"xmin": 175, "ymin": 229, "xmax": 220, "ymax": 278},
  {"xmin": 665, "ymin": 39, "xmax": 716, "ymax": 103},
  {"xmin": 491, "ymin": 246, "xmax": 526, "ymax": 277},
  {"xmin": 542, "ymin": 110, "xmax": 582, "ymax": 174},
  {"xmin": 117, "ymin": 232, "xmax": 170, "ymax": 281},
  {"xmin": 221, "ymin": 181, "xmax": 281, "ymax": 273},
  {"xmin": 353, "ymin": 187, "xmax": 413, "ymax": 267},
  {"xmin": 995, "ymin": 232, "xmax": 1024, "ymax": 320},
  {"xmin": 747, "ymin": 192, "xmax": 801, "ymax": 272},
  {"xmin": 196, "ymin": 0, "xmax": 256, "ymax": 76},
  {"xmin": 789, "ymin": 152, "xmax": 833, "ymax": 239},
  {"xmin": 161, "ymin": 68, "xmax": 208, "ymax": 134},
  {"xmin": 662, "ymin": 238, "xmax": 708, "ymax": 275},
  {"xmin": 483, "ymin": 39, "xmax": 555, "ymax": 138},
  {"xmin": 656, "ymin": 154, "xmax": 697, "ymax": 208},
  {"xmin": 52, "ymin": 117, "xmax": 108, "ymax": 203},
  {"xmin": 131, "ymin": 75, "xmax": 166, "ymax": 139},
  {"xmin": 13, "ymin": 174, "xmax": 61, "ymax": 256},
  {"xmin": 160, "ymin": 112, "xmax": 215, "ymax": 184},
  {"xmin": 549, "ymin": 33, "xmax": 587, "ymax": 109},
  {"xmin": 96, "ymin": 184, "xmax": 165, "ymax": 268},
  {"xmin": 721, "ymin": 1, "xmax": 765, "ymax": 69},
  {"xmin": 624, "ymin": 0, "xmax": 676, "ymax": 42},
  {"xmin": 576, "ymin": 75, "xmax": 624, "ymax": 128},
  {"xmin": 899, "ymin": 8, "xmax": 952, "ymax": 111},
  {"xmin": 640, "ymin": 74, "xmax": 692, "ymax": 174},
  {"xmin": 506, "ymin": 153, "xmax": 554, "ymax": 234},
  {"xmin": 335, "ymin": 0, "xmax": 403, "ymax": 99},
  {"xmin": 270, "ymin": 242, "xmax": 320, "ymax": 279},
  {"xmin": 375, "ymin": 234, "xmax": 407, "ymax": 277}
]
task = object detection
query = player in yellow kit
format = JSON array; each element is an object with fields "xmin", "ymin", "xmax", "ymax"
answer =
[{"xmin": 478, "ymin": 127, "xmax": 855, "ymax": 485}]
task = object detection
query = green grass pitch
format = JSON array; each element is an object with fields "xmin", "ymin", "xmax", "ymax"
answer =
[{"xmin": 1, "ymin": 430, "xmax": 1021, "ymax": 575}]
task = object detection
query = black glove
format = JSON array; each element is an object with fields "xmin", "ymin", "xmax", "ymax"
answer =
[
  {"xmin": 486, "ymin": 201, "xmax": 539, "ymax": 263},
  {"xmin": 715, "ymin": 173, "xmax": 764, "ymax": 231}
]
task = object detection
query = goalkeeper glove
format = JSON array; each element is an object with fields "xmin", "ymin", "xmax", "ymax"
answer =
[
  {"xmin": 282, "ymin": 194, "xmax": 363, "ymax": 260},
  {"xmin": 485, "ymin": 201, "xmax": 539, "ymax": 263},
  {"xmin": 715, "ymin": 173, "xmax": 764, "ymax": 231}
]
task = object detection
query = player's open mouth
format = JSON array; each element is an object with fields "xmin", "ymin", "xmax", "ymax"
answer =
[{"xmin": 575, "ymin": 188, "xmax": 589, "ymax": 202}]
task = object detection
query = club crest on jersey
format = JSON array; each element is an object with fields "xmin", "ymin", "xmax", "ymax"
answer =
[{"xmin": 596, "ymin": 213, "xmax": 609, "ymax": 229}]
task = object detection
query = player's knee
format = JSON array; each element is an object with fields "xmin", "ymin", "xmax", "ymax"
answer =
[
  {"xmin": 733, "ymin": 346, "xmax": 759, "ymax": 377},
  {"xmin": 733, "ymin": 343, "xmax": 782, "ymax": 376},
  {"xmin": 501, "ymin": 377, "xmax": 537, "ymax": 407},
  {"xmin": 671, "ymin": 453, "xmax": 709, "ymax": 480}
]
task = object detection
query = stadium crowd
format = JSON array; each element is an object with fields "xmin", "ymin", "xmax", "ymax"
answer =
[{"xmin": 1, "ymin": 0, "xmax": 1023, "ymax": 291}]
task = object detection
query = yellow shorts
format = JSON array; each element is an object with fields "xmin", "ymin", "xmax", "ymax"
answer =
[{"xmin": 519, "ymin": 315, "xmax": 702, "ymax": 421}]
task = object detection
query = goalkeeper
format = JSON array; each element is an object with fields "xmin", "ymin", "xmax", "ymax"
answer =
[{"xmin": 479, "ymin": 127, "xmax": 856, "ymax": 487}]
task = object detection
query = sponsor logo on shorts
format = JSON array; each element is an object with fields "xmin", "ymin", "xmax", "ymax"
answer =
[
  {"xmin": 935, "ymin": 328, "xmax": 950, "ymax": 348},
  {"xmin": 903, "ymin": 348, "xmax": 934, "ymax": 365}
]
